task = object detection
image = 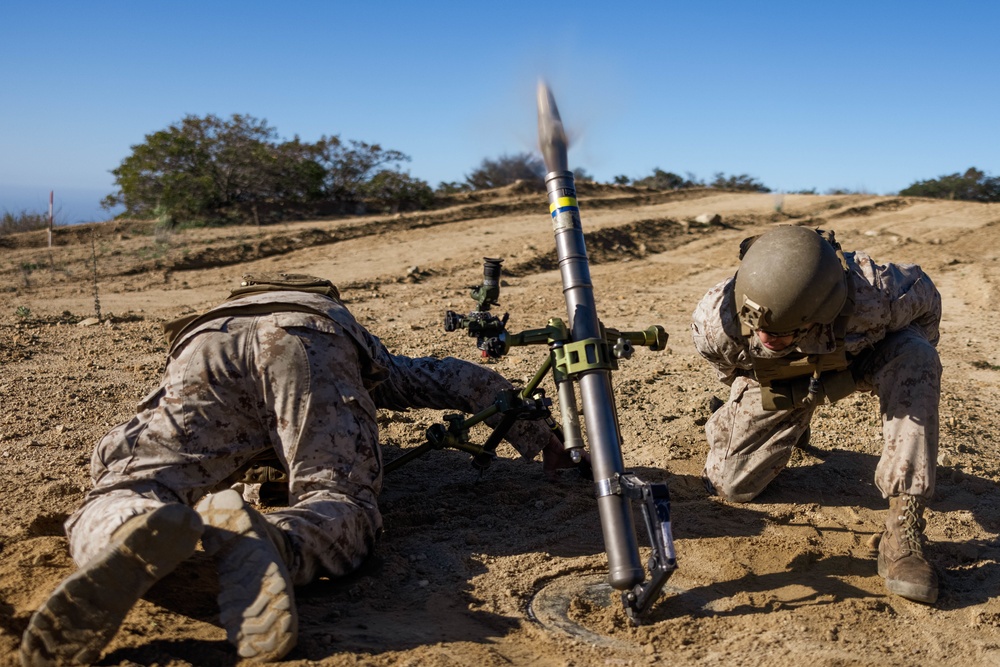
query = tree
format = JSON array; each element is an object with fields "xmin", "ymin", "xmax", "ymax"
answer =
[
  {"xmin": 613, "ymin": 174, "xmax": 631, "ymax": 185},
  {"xmin": 102, "ymin": 114, "xmax": 288, "ymax": 223},
  {"xmin": 312, "ymin": 136, "xmax": 411, "ymax": 204},
  {"xmin": 899, "ymin": 167, "xmax": 1000, "ymax": 202},
  {"xmin": 360, "ymin": 170, "xmax": 433, "ymax": 213},
  {"xmin": 465, "ymin": 152, "xmax": 545, "ymax": 190},
  {"xmin": 103, "ymin": 114, "xmax": 425, "ymax": 225}
]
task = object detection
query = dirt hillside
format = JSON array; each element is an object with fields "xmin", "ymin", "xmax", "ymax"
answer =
[{"xmin": 2, "ymin": 187, "xmax": 999, "ymax": 666}]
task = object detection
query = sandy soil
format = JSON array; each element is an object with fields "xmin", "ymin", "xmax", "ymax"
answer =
[{"xmin": 2, "ymin": 185, "xmax": 999, "ymax": 666}]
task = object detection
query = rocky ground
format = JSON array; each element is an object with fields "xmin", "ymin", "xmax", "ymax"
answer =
[{"xmin": 1, "ymin": 184, "xmax": 999, "ymax": 666}]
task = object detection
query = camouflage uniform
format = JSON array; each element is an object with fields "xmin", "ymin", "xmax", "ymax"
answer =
[
  {"xmin": 66, "ymin": 290, "xmax": 550, "ymax": 586},
  {"xmin": 691, "ymin": 250, "xmax": 942, "ymax": 503}
]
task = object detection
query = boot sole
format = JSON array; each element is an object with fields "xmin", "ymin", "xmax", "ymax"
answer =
[
  {"xmin": 197, "ymin": 489, "xmax": 297, "ymax": 662},
  {"xmin": 878, "ymin": 552, "xmax": 939, "ymax": 604},
  {"xmin": 20, "ymin": 504, "xmax": 203, "ymax": 667}
]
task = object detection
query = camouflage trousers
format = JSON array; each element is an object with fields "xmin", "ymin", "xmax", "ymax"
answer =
[
  {"xmin": 66, "ymin": 312, "xmax": 384, "ymax": 585},
  {"xmin": 703, "ymin": 327, "xmax": 941, "ymax": 503}
]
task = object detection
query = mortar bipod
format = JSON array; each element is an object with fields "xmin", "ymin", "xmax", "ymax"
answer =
[
  {"xmin": 382, "ymin": 388, "xmax": 557, "ymax": 475},
  {"xmin": 601, "ymin": 472, "xmax": 678, "ymax": 623}
]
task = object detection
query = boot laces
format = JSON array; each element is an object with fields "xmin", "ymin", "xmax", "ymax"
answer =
[{"xmin": 897, "ymin": 496, "xmax": 927, "ymax": 554}]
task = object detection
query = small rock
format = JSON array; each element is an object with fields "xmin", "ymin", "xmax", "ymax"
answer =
[
  {"xmin": 694, "ymin": 213, "xmax": 722, "ymax": 225},
  {"xmin": 938, "ymin": 451, "xmax": 954, "ymax": 467},
  {"xmin": 418, "ymin": 579, "xmax": 430, "ymax": 587},
  {"xmin": 77, "ymin": 317, "xmax": 100, "ymax": 327}
]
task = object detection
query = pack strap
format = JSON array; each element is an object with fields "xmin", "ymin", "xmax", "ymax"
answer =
[
  {"xmin": 228, "ymin": 272, "xmax": 340, "ymax": 301},
  {"xmin": 163, "ymin": 302, "xmax": 333, "ymax": 356},
  {"xmin": 163, "ymin": 273, "xmax": 341, "ymax": 356}
]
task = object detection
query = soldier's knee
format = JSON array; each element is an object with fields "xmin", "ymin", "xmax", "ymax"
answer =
[
  {"xmin": 910, "ymin": 338, "xmax": 941, "ymax": 372},
  {"xmin": 703, "ymin": 470, "xmax": 762, "ymax": 504},
  {"xmin": 890, "ymin": 333, "xmax": 941, "ymax": 372},
  {"xmin": 716, "ymin": 485, "xmax": 761, "ymax": 504}
]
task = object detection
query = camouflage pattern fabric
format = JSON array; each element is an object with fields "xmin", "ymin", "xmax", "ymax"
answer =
[
  {"xmin": 690, "ymin": 250, "xmax": 942, "ymax": 502},
  {"xmin": 67, "ymin": 291, "xmax": 551, "ymax": 585}
]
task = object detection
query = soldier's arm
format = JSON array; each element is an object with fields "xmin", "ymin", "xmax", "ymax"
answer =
[
  {"xmin": 690, "ymin": 278, "xmax": 751, "ymax": 385},
  {"xmin": 882, "ymin": 263, "xmax": 942, "ymax": 345},
  {"xmin": 362, "ymin": 333, "xmax": 548, "ymax": 459}
]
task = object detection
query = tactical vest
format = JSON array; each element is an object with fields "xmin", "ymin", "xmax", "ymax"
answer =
[
  {"xmin": 163, "ymin": 273, "xmax": 341, "ymax": 356},
  {"xmin": 737, "ymin": 230, "xmax": 857, "ymax": 411}
]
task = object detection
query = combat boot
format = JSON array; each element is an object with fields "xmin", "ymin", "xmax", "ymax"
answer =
[
  {"xmin": 20, "ymin": 503, "xmax": 203, "ymax": 666},
  {"xmin": 196, "ymin": 489, "xmax": 297, "ymax": 662},
  {"xmin": 878, "ymin": 494, "xmax": 939, "ymax": 604}
]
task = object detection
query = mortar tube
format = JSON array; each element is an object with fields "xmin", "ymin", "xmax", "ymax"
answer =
[{"xmin": 544, "ymin": 169, "xmax": 643, "ymax": 589}]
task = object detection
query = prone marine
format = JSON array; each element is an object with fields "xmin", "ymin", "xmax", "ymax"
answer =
[{"xmin": 20, "ymin": 272, "xmax": 570, "ymax": 665}]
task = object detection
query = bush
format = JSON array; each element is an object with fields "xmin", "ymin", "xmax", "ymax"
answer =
[
  {"xmin": 824, "ymin": 187, "xmax": 870, "ymax": 195},
  {"xmin": 899, "ymin": 167, "xmax": 1000, "ymax": 202},
  {"xmin": 709, "ymin": 172, "xmax": 771, "ymax": 193},
  {"xmin": 632, "ymin": 168, "xmax": 702, "ymax": 190},
  {"xmin": 1, "ymin": 209, "xmax": 50, "ymax": 235},
  {"xmin": 466, "ymin": 153, "xmax": 545, "ymax": 190},
  {"xmin": 617, "ymin": 168, "xmax": 771, "ymax": 193},
  {"xmin": 435, "ymin": 181, "xmax": 471, "ymax": 195}
]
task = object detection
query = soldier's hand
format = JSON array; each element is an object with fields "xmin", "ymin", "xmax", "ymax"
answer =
[{"xmin": 542, "ymin": 433, "xmax": 590, "ymax": 482}]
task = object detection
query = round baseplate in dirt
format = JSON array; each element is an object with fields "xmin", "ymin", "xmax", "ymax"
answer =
[{"xmin": 529, "ymin": 572, "xmax": 680, "ymax": 651}]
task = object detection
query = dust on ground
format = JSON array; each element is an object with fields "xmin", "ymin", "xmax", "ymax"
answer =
[{"xmin": 2, "ymin": 187, "xmax": 1000, "ymax": 666}]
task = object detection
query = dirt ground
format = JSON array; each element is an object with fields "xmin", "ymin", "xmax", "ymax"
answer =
[{"xmin": 2, "ymin": 185, "xmax": 999, "ymax": 666}]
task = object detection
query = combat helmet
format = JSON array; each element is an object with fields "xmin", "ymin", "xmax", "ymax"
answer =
[{"xmin": 734, "ymin": 226, "xmax": 848, "ymax": 335}]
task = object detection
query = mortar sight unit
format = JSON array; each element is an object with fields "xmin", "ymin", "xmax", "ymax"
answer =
[{"xmin": 443, "ymin": 257, "xmax": 510, "ymax": 358}]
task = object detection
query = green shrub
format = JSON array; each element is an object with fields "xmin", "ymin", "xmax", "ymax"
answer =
[{"xmin": 900, "ymin": 167, "xmax": 1000, "ymax": 202}]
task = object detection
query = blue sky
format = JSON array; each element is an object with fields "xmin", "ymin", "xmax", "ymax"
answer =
[{"xmin": 2, "ymin": 1, "xmax": 998, "ymax": 224}]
